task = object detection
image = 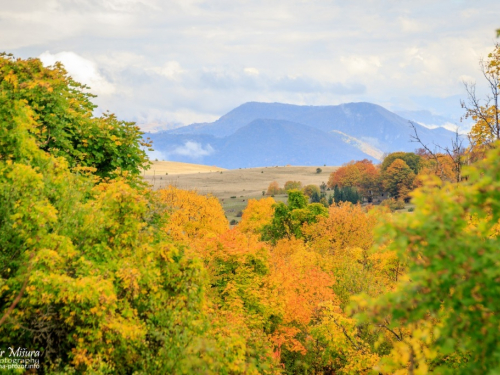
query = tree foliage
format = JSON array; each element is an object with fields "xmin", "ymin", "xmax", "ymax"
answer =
[
  {"xmin": 239, "ymin": 197, "xmax": 276, "ymax": 235},
  {"xmin": 262, "ymin": 190, "xmax": 328, "ymax": 243},
  {"xmin": 284, "ymin": 180, "xmax": 303, "ymax": 192},
  {"xmin": 4, "ymin": 48, "xmax": 500, "ymax": 375},
  {"xmin": 266, "ymin": 181, "xmax": 282, "ymax": 195},
  {"xmin": 382, "ymin": 159, "xmax": 416, "ymax": 200},
  {"xmin": 380, "ymin": 152, "xmax": 422, "ymax": 175},
  {"xmin": 0, "ymin": 53, "xmax": 150, "ymax": 178},
  {"xmin": 359, "ymin": 143, "xmax": 500, "ymax": 374},
  {"xmin": 328, "ymin": 160, "xmax": 381, "ymax": 201}
]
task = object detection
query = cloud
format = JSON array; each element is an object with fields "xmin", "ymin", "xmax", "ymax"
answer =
[
  {"xmin": 168, "ymin": 141, "xmax": 214, "ymax": 158},
  {"xmin": 150, "ymin": 61, "xmax": 185, "ymax": 80},
  {"xmin": 39, "ymin": 51, "xmax": 116, "ymax": 95},
  {"xmin": 3, "ymin": 0, "xmax": 496, "ymax": 127},
  {"xmin": 273, "ymin": 76, "xmax": 365, "ymax": 95},
  {"xmin": 244, "ymin": 67, "xmax": 259, "ymax": 76}
]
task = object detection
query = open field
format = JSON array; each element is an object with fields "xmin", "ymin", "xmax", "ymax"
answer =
[
  {"xmin": 143, "ymin": 161, "xmax": 339, "ymax": 223},
  {"xmin": 142, "ymin": 161, "xmax": 226, "ymax": 175},
  {"xmin": 143, "ymin": 161, "xmax": 414, "ymax": 224},
  {"xmin": 144, "ymin": 162, "xmax": 338, "ymax": 198}
]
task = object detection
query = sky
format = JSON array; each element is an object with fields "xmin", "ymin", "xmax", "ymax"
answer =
[{"xmin": 2, "ymin": 0, "xmax": 499, "ymax": 131}]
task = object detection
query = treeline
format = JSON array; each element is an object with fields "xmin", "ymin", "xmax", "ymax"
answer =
[
  {"xmin": 266, "ymin": 180, "xmax": 362, "ymax": 206},
  {"xmin": 267, "ymin": 144, "xmax": 479, "ymax": 212},
  {"xmin": 1, "ymin": 45, "xmax": 500, "ymax": 375}
]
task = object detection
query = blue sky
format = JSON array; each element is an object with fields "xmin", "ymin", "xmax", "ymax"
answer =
[{"xmin": 2, "ymin": 0, "xmax": 499, "ymax": 130}]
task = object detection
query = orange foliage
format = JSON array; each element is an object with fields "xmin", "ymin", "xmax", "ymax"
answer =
[
  {"xmin": 239, "ymin": 197, "xmax": 276, "ymax": 235},
  {"xmin": 266, "ymin": 181, "xmax": 281, "ymax": 195},
  {"xmin": 327, "ymin": 160, "xmax": 381, "ymax": 200},
  {"xmin": 269, "ymin": 237, "xmax": 338, "ymax": 355},
  {"xmin": 158, "ymin": 185, "xmax": 228, "ymax": 243},
  {"xmin": 303, "ymin": 202, "xmax": 378, "ymax": 254},
  {"xmin": 327, "ymin": 162, "xmax": 361, "ymax": 188},
  {"xmin": 416, "ymin": 151, "xmax": 459, "ymax": 183}
]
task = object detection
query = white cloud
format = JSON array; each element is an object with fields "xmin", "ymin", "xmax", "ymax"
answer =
[
  {"xmin": 1, "ymin": 0, "xmax": 495, "ymax": 127},
  {"xmin": 244, "ymin": 67, "xmax": 259, "ymax": 76},
  {"xmin": 150, "ymin": 61, "xmax": 185, "ymax": 80},
  {"xmin": 39, "ymin": 51, "xmax": 116, "ymax": 95},
  {"xmin": 340, "ymin": 55, "xmax": 382, "ymax": 77},
  {"xmin": 169, "ymin": 141, "xmax": 215, "ymax": 158}
]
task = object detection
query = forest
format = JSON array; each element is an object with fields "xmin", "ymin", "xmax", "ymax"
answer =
[{"xmin": 0, "ymin": 44, "xmax": 499, "ymax": 374}]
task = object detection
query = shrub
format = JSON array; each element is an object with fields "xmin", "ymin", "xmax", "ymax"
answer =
[
  {"xmin": 380, "ymin": 198, "xmax": 406, "ymax": 211},
  {"xmin": 236, "ymin": 211, "xmax": 243, "ymax": 217},
  {"xmin": 230, "ymin": 219, "xmax": 238, "ymax": 225},
  {"xmin": 267, "ymin": 181, "xmax": 281, "ymax": 196},
  {"xmin": 284, "ymin": 180, "xmax": 302, "ymax": 192},
  {"xmin": 230, "ymin": 196, "xmax": 236, "ymax": 199},
  {"xmin": 316, "ymin": 168, "xmax": 322, "ymax": 174},
  {"xmin": 303, "ymin": 184, "xmax": 320, "ymax": 198}
]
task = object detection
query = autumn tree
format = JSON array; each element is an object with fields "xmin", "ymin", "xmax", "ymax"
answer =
[
  {"xmin": 284, "ymin": 180, "xmax": 302, "ymax": 192},
  {"xmin": 382, "ymin": 159, "xmax": 416, "ymax": 200},
  {"xmin": 328, "ymin": 160, "xmax": 381, "ymax": 201},
  {"xmin": 197, "ymin": 228, "xmax": 279, "ymax": 374},
  {"xmin": 327, "ymin": 162, "xmax": 362, "ymax": 188},
  {"xmin": 239, "ymin": 197, "xmax": 276, "ymax": 235},
  {"xmin": 362, "ymin": 143, "xmax": 500, "ymax": 374},
  {"xmin": 0, "ymin": 53, "xmax": 150, "ymax": 178},
  {"xmin": 303, "ymin": 184, "xmax": 320, "ymax": 197},
  {"xmin": 158, "ymin": 185, "xmax": 228, "ymax": 244},
  {"xmin": 268, "ymin": 237, "xmax": 338, "ymax": 371},
  {"xmin": 380, "ymin": 152, "xmax": 422, "ymax": 175},
  {"xmin": 463, "ymin": 44, "xmax": 500, "ymax": 150},
  {"xmin": 266, "ymin": 181, "xmax": 281, "ymax": 195}
]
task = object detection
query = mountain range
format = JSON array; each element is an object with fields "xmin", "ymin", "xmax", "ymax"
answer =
[{"xmin": 145, "ymin": 102, "xmax": 457, "ymax": 168}]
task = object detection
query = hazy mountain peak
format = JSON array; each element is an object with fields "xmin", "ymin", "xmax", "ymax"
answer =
[{"xmin": 149, "ymin": 101, "xmax": 457, "ymax": 168}]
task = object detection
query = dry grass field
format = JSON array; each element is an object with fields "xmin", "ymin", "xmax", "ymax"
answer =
[
  {"xmin": 142, "ymin": 160, "xmax": 226, "ymax": 175},
  {"xmin": 144, "ymin": 161, "xmax": 338, "ymax": 198},
  {"xmin": 143, "ymin": 161, "xmax": 339, "ymax": 223}
]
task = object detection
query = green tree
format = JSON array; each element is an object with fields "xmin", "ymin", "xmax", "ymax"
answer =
[
  {"xmin": 0, "ymin": 53, "xmax": 151, "ymax": 178},
  {"xmin": 263, "ymin": 190, "xmax": 328, "ymax": 243},
  {"xmin": 303, "ymin": 184, "xmax": 320, "ymax": 198},
  {"xmin": 333, "ymin": 185, "xmax": 362, "ymax": 204},
  {"xmin": 363, "ymin": 144, "xmax": 500, "ymax": 374},
  {"xmin": 0, "ymin": 55, "xmax": 270, "ymax": 374},
  {"xmin": 381, "ymin": 152, "xmax": 422, "ymax": 175},
  {"xmin": 382, "ymin": 159, "xmax": 416, "ymax": 200}
]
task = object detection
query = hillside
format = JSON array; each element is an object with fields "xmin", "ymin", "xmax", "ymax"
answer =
[{"xmin": 147, "ymin": 102, "xmax": 457, "ymax": 168}]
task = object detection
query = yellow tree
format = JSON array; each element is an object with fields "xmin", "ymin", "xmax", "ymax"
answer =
[
  {"xmin": 158, "ymin": 185, "xmax": 228, "ymax": 243},
  {"xmin": 303, "ymin": 202, "xmax": 378, "ymax": 255},
  {"xmin": 382, "ymin": 159, "xmax": 416, "ymax": 200},
  {"xmin": 465, "ymin": 44, "xmax": 500, "ymax": 152},
  {"xmin": 239, "ymin": 197, "xmax": 276, "ymax": 235}
]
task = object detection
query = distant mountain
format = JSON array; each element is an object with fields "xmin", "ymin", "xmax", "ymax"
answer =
[
  {"xmin": 147, "ymin": 102, "xmax": 457, "ymax": 168},
  {"xmin": 215, "ymin": 119, "xmax": 372, "ymax": 168}
]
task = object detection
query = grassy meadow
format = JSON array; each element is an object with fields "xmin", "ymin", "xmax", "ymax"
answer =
[{"xmin": 143, "ymin": 161, "xmax": 339, "ymax": 223}]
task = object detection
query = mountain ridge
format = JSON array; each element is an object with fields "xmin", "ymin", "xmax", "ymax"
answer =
[{"xmin": 147, "ymin": 101, "xmax": 457, "ymax": 168}]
